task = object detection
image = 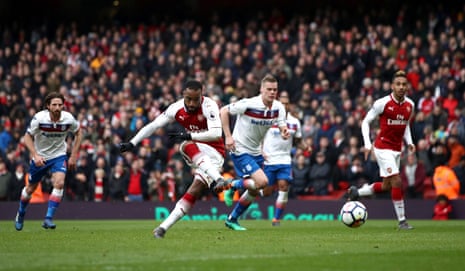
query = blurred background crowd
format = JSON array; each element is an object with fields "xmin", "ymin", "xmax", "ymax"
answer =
[{"xmin": 0, "ymin": 0, "xmax": 465, "ymax": 203}]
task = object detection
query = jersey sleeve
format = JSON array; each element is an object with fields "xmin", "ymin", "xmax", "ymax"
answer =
[
  {"xmin": 26, "ymin": 114, "xmax": 40, "ymax": 136},
  {"xmin": 227, "ymin": 98, "xmax": 248, "ymax": 115},
  {"xmin": 130, "ymin": 109, "xmax": 172, "ymax": 146},
  {"xmin": 361, "ymin": 99, "xmax": 383, "ymax": 149}
]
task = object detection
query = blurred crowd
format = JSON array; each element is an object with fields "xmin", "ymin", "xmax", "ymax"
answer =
[{"xmin": 1, "ymin": 4, "xmax": 465, "ymax": 203}]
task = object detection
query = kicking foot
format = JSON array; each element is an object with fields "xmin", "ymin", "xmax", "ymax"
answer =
[
  {"xmin": 225, "ymin": 219, "xmax": 247, "ymax": 231},
  {"xmin": 42, "ymin": 218, "xmax": 56, "ymax": 229},
  {"xmin": 15, "ymin": 212, "xmax": 25, "ymax": 231},
  {"xmin": 153, "ymin": 227, "xmax": 166, "ymax": 238},
  {"xmin": 211, "ymin": 178, "xmax": 232, "ymax": 194},
  {"xmin": 346, "ymin": 186, "xmax": 360, "ymax": 201}
]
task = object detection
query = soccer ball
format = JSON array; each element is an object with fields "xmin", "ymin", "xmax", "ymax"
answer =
[{"xmin": 340, "ymin": 201, "xmax": 368, "ymax": 228}]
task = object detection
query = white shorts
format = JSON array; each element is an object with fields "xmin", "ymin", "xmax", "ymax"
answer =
[
  {"xmin": 180, "ymin": 142, "xmax": 224, "ymax": 182},
  {"xmin": 372, "ymin": 147, "xmax": 401, "ymax": 178}
]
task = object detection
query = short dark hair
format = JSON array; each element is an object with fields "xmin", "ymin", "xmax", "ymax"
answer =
[
  {"xmin": 392, "ymin": 70, "xmax": 407, "ymax": 81},
  {"xmin": 184, "ymin": 80, "xmax": 203, "ymax": 92},
  {"xmin": 44, "ymin": 92, "xmax": 65, "ymax": 106}
]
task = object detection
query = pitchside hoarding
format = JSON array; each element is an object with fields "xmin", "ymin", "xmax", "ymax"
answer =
[{"xmin": 2, "ymin": 199, "xmax": 465, "ymax": 220}]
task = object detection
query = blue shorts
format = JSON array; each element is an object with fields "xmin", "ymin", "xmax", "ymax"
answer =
[
  {"xmin": 264, "ymin": 164, "xmax": 293, "ymax": 185},
  {"xmin": 230, "ymin": 153, "xmax": 264, "ymax": 178},
  {"xmin": 29, "ymin": 155, "xmax": 68, "ymax": 184}
]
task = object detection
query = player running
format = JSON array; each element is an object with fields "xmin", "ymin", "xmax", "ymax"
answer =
[
  {"xmin": 347, "ymin": 70, "xmax": 416, "ymax": 230},
  {"xmin": 220, "ymin": 74, "xmax": 289, "ymax": 230}
]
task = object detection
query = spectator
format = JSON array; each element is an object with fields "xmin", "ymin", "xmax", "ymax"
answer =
[
  {"xmin": 289, "ymin": 153, "xmax": 311, "ymax": 198},
  {"xmin": 0, "ymin": 159, "xmax": 12, "ymax": 200},
  {"xmin": 400, "ymin": 153, "xmax": 427, "ymax": 199},
  {"xmin": 108, "ymin": 159, "xmax": 129, "ymax": 202},
  {"xmin": 0, "ymin": 118, "xmax": 13, "ymax": 155},
  {"xmin": 8, "ymin": 163, "xmax": 27, "ymax": 201},
  {"xmin": 432, "ymin": 194, "xmax": 453, "ymax": 220},
  {"xmin": 68, "ymin": 155, "xmax": 92, "ymax": 201},
  {"xmin": 432, "ymin": 158, "xmax": 461, "ymax": 200},
  {"xmin": 332, "ymin": 153, "xmax": 351, "ymax": 191},
  {"xmin": 446, "ymin": 135, "xmax": 465, "ymax": 169},
  {"xmin": 125, "ymin": 158, "xmax": 149, "ymax": 202},
  {"xmin": 452, "ymin": 155, "xmax": 465, "ymax": 195},
  {"xmin": 309, "ymin": 151, "xmax": 331, "ymax": 196}
]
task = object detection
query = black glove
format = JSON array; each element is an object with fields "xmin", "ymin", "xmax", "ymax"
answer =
[
  {"xmin": 168, "ymin": 132, "xmax": 192, "ymax": 141},
  {"xmin": 119, "ymin": 142, "xmax": 135, "ymax": 153}
]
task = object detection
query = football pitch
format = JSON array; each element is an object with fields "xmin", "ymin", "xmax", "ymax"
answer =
[{"xmin": 1, "ymin": 219, "xmax": 464, "ymax": 271}]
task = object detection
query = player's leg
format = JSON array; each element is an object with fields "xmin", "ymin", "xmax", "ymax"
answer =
[
  {"xmin": 226, "ymin": 169, "xmax": 267, "ymax": 230},
  {"xmin": 42, "ymin": 156, "xmax": 67, "ymax": 229},
  {"xmin": 15, "ymin": 160, "xmax": 45, "ymax": 231},
  {"xmin": 272, "ymin": 172, "xmax": 290, "ymax": 226},
  {"xmin": 154, "ymin": 178, "xmax": 205, "ymax": 238},
  {"xmin": 348, "ymin": 148, "xmax": 393, "ymax": 200},
  {"xmin": 179, "ymin": 142, "xmax": 230, "ymax": 192}
]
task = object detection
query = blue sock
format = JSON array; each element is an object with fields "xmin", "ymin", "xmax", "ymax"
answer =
[
  {"xmin": 275, "ymin": 208, "xmax": 283, "ymax": 220},
  {"xmin": 229, "ymin": 202, "xmax": 250, "ymax": 221},
  {"xmin": 231, "ymin": 179, "xmax": 244, "ymax": 190},
  {"xmin": 18, "ymin": 200, "xmax": 29, "ymax": 214},
  {"xmin": 45, "ymin": 200, "xmax": 60, "ymax": 219}
]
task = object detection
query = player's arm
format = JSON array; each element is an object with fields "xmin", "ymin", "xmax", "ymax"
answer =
[
  {"xmin": 23, "ymin": 132, "xmax": 44, "ymax": 166},
  {"xmin": 130, "ymin": 114, "xmax": 170, "ymax": 146},
  {"xmin": 220, "ymin": 105, "xmax": 232, "ymax": 138},
  {"xmin": 361, "ymin": 103, "xmax": 381, "ymax": 160},
  {"xmin": 24, "ymin": 116, "xmax": 45, "ymax": 166},
  {"xmin": 220, "ymin": 105, "xmax": 235, "ymax": 152},
  {"xmin": 276, "ymin": 103, "xmax": 290, "ymax": 139},
  {"xmin": 403, "ymin": 104, "xmax": 416, "ymax": 153},
  {"xmin": 68, "ymin": 127, "xmax": 82, "ymax": 171}
]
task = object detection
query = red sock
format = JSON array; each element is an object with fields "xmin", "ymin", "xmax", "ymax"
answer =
[
  {"xmin": 391, "ymin": 187, "xmax": 403, "ymax": 201},
  {"xmin": 182, "ymin": 192, "xmax": 196, "ymax": 205},
  {"xmin": 373, "ymin": 182, "xmax": 383, "ymax": 193}
]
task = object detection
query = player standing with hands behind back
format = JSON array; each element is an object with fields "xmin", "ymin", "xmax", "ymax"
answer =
[
  {"xmin": 347, "ymin": 70, "xmax": 416, "ymax": 230},
  {"xmin": 220, "ymin": 74, "xmax": 289, "ymax": 230},
  {"xmin": 15, "ymin": 92, "xmax": 82, "ymax": 231}
]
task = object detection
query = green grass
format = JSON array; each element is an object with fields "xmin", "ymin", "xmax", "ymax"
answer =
[{"xmin": 1, "ymin": 219, "xmax": 464, "ymax": 271}]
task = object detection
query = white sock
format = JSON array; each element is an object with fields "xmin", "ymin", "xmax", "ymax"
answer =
[
  {"xmin": 277, "ymin": 191, "xmax": 288, "ymax": 204},
  {"xmin": 393, "ymin": 200, "xmax": 406, "ymax": 221},
  {"xmin": 358, "ymin": 184, "xmax": 374, "ymax": 197},
  {"xmin": 21, "ymin": 187, "xmax": 32, "ymax": 200},
  {"xmin": 159, "ymin": 199, "xmax": 192, "ymax": 230}
]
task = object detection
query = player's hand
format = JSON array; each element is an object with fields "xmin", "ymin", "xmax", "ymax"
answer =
[
  {"xmin": 119, "ymin": 142, "xmax": 135, "ymax": 153},
  {"xmin": 168, "ymin": 132, "xmax": 192, "ymax": 141},
  {"xmin": 362, "ymin": 147, "xmax": 372, "ymax": 161},
  {"xmin": 281, "ymin": 128, "xmax": 290, "ymax": 140},
  {"xmin": 408, "ymin": 144, "xmax": 416, "ymax": 153},
  {"xmin": 225, "ymin": 136, "xmax": 236, "ymax": 153}
]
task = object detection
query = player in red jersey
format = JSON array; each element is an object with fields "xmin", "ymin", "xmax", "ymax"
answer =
[
  {"xmin": 119, "ymin": 80, "xmax": 231, "ymax": 238},
  {"xmin": 347, "ymin": 70, "xmax": 416, "ymax": 230}
]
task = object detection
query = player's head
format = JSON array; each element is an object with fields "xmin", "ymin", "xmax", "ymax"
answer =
[
  {"xmin": 391, "ymin": 70, "xmax": 408, "ymax": 101},
  {"xmin": 260, "ymin": 74, "xmax": 278, "ymax": 105},
  {"xmin": 183, "ymin": 80, "xmax": 203, "ymax": 113},
  {"xmin": 44, "ymin": 92, "xmax": 65, "ymax": 112}
]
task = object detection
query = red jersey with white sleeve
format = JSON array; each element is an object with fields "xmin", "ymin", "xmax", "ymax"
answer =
[
  {"xmin": 361, "ymin": 93, "xmax": 414, "ymax": 152},
  {"xmin": 130, "ymin": 96, "xmax": 225, "ymax": 157}
]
